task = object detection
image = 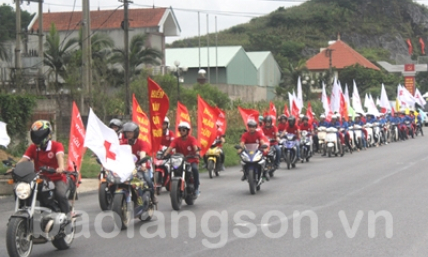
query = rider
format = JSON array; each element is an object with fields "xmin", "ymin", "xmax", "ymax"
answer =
[
  {"xmin": 285, "ymin": 116, "xmax": 302, "ymax": 161},
  {"xmin": 15, "ymin": 120, "xmax": 71, "ymax": 219},
  {"xmin": 262, "ymin": 115, "xmax": 281, "ymax": 169},
  {"xmin": 121, "ymin": 121, "xmax": 157, "ymax": 204},
  {"xmin": 239, "ymin": 119, "xmax": 269, "ymax": 181},
  {"xmin": 319, "ymin": 114, "xmax": 330, "ymax": 127},
  {"xmin": 278, "ymin": 114, "xmax": 288, "ymax": 137},
  {"xmin": 109, "ymin": 118, "xmax": 123, "ymax": 140},
  {"xmin": 163, "ymin": 122, "xmax": 201, "ymax": 197},
  {"xmin": 161, "ymin": 117, "xmax": 175, "ymax": 148},
  {"xmin": 340, "ymin": 115, "xmax": 353, "ymax": 153},
  {"xmin": 299, "ymin": 116, "xmax": 313, "ymax": 155},
  {"xmin": 352, "ymin": 114, "xmax": 368, "ymax": 150},
  {"xmin": 204, "ymin": 121, "xmax": 226, "ymax": 171}
]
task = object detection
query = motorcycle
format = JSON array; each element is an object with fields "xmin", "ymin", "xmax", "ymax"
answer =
[
  {"xmin": 283, "ymin": 133, "xmax": 298, "ymax": 169},
  {"xmin": 169, "ymin": 154, "xmax": 199, "ymax": 210},
  {"xmin": 300, "ymin": 130, "xmax": 312, "ymax": 162},
  {"xmin": 389, "ymin": 122, "xmax": 399, "ymax": 142},
  {"xmin": 405, "ymin": 120, "xmax": 414, "ymax": 138},
  {"xmin": 235, "ymin": 143, "xmax": 268, "ymax": 194},
  {"xmin": 4, "ymin": 161, "xmax": 79, "ymax": 257},
  {"xmin": 415, "ymin": 122, "xmax": 424, "ymax": 136},
  {"xmin": 364, "ymin": 123, "xmax": 375, "ymax": 147},
  {"xmin": 372, "ymin": 122, "xmax": 382, "ymax": 146},
  {"xmin": 153, "ymin": 148, "xmax": 171, "ymax": 195},
  {"xmin": 107, "ymin": 157, "xmax": 155, "ymax": 230},
  {"xmin": 352, "ymin": 124, "xmax": 364, "ymax": 150},
  {"xmin": 96, "ymin": 158, "xmax": 114, "ymax": 211},
  {"xmin": 265, "ymin": 139, "xmax": 278, "ymax": 177},
  {"xmin": 205, "ymin": 140, "xmax": 223, "ymax": 179},
  {"xmin": 324, "ymin": 127, "xmax": 344, "ymax": 157},
  {"xmin": 347, "ymin": 126, "xmax": 356, "ymax": 150},
  {"xmin": 317, "ymin": 126, "xmax": 327, "ymax": 154}
]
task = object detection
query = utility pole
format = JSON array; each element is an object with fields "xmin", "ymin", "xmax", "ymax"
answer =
[
  {"xmin": 81, "ymin": 0, "xmax": 92, "ymax": 113},
  {"xmin": 15, "ymin": 0, "xmax": 22, "ymax": 70},
  {"xmin": 120, "ymin": 0, "xmax": 131, "ymax": 116},
  {"xmin": 38, "ymin": 0, "xmax": 43, "ymax": 95}
]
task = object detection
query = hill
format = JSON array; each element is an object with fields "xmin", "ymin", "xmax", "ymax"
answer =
[{"xmin": 169, "ymin": 0, "xmax": 428, "ymax": 71}]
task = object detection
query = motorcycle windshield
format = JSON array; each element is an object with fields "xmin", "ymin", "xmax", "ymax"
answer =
[
  {"xmin": 244, "ymin": 144, "xmax": 259, "ymax": 152},
  {"xmin": 13, "ymin": 162, "xmax": 36, "ymax": 183}
]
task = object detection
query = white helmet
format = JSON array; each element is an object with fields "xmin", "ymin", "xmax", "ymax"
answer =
[
  {"xmin": 320, "ymin": 114, "xmax": 326, "ymax": 118},
  {"xmin": 164, "ymin": 117, "xmax": 170, "ymax": 128},
  {"xmin": 299, "ymin": 114, "xmax": 304, "ymax": 118},
  {"xmin": 178, "ymin": 121, "xmax": 191, "ymax": 130},
  {"xmin": 332, "ymin": 114, "xmax": 338, "ymax": 119}
]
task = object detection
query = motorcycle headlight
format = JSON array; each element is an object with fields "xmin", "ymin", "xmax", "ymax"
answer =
[
  {"xmin": 171, "ymin": 157, "xmax": 183, "ymax": 169},
  {"xmin": 15, "ymin": 182, "xmax": 31, "ymax": 200},
  {"xmin": 253, "ymin": 152, "xmax": 263, "ymax": 162},
  {"xmin": 241, "ymin": 152, "xmax": 250, "ymax": 162}
]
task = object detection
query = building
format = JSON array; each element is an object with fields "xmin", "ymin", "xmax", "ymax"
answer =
[
  {"xmin": 165, "ymin": 46, "xmax": 281, "ymax": 102},
  {"xmin": 306, "ymin": 38, "xmax": 380, "ymax": 77}
]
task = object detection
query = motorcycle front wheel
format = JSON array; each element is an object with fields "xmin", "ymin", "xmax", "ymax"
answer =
[
  {"xmin": 112, "ymin": 194, "xmax": 129, "ymax": 230},
  {"xmin": 98, "ymin": 182, "xmax": 112, "ymax": 211},
  {"xmin": 207, "ymin": 160, "xmax": 215, "ymax": 179},
  {"xmin": 247, "ymin": 169, "xmax": 256, "ymax": 195},
  {"xmin": 170, "ymin": 180, "xmax": 183, "ymax": 210},
  {"xmin": 6, "ymin": 217, "xmax": 33, "ymax": 257}
]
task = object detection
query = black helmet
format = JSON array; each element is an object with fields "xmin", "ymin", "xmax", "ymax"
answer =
[
  {"xmin": 30, "ymin": 120, "xmax": 52, "ymax": 148},
  {"xmin": 109, "ymin": 118, "xmax": 122, "ymax": 130},
  {"xmin": 302, "ymin": 116, "xmax": 308, "ymax": 122},
  {"xmin": 247, "ymin": 119, "xmax": 257, "ymax": 128},
  {"xmin": 122, "ymin": 121, "xmax": 139, "ymax": 142},
  {"xmin": 264, "ymin": 115, "xmax": 273, "ymax": 124},
  {"xmin": 279, "ymin": 114, "xmax": 287, "ymax": 121},
  {"xmin": 288, "ymin": 116, "xmax": 296, "ymax": 126}
]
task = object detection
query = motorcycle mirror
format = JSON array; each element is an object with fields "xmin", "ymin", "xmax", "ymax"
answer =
[
  {"xmin": 2, "ymin": 160, "xmax": 11, "ymax": 166},
  {"xmin": 260, "ymin": 145, "xmax": 268, "ymax": 150},
  {"xmin": 234, "ymin": 145, "xmax": 242, "ymax": 150}
]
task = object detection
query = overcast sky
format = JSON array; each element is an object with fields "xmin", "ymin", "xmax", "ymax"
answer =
[{"xmin": 1, "ymin": 0, "xmax": 305, "ymax": 43}]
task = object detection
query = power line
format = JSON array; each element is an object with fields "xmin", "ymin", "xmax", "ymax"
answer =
[{"xmin": 59, "ymin": 0, "xmax": 78, "ymax": 49}]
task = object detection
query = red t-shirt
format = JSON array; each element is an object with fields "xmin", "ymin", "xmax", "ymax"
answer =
[
  {"xmin": 161, "ymin": 129, "xmax": 175, "ymax": 147},
  {"xmin": 214, "ymin": 129, "xmax": 224, "ymax": 147},
  {"xmin": 299, "ymin": 123, "xmax": 312, "ymax": 132},
  {"xmin": 170, "ymin": 136, "xmax": 199, "ymax": 163},
  {"xmin": 262, "ymin": 126, "xmax": 278, "ymax": 145},
  {"xmin": 121, "ymin": 138, "xmax": 151, "ymax": 168},
  {"xmin": 23, "ymin": 141, "xmax": 65, "ymax": 182},
  {"xmin": 278, "ymin": 123, "xmax": 288, "ymax": 132},
  {"xmin": 240, "ymin": 130, "xmax": 265, "ymax": 144},
  {"xmin": 286, "ymin": 125, "xmax": 300, "ymax": 139}
]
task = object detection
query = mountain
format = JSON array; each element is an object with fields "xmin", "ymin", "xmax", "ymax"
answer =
[{"xmin": 169, "ymin": 0, "xmax": 428, "ymax": 70}]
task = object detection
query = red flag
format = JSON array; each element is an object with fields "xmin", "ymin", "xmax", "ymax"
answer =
[
  {"xmin": 198, "ymin": 95, "xmax": 219, "ymax": 156},
  {"xmin": 175, "ymin": 101, "xmax": 191, "ymax": 135},
  {"xmin": 283, "ymin": 104, "xmax": 290, "ymax": 117},
  {"xmin": 291, "ymin": 100, "xmax": 300, "ymax": 122},
  {"xmin": 269, "ymin": 101, "xmax": 277, "ymax": 124},
  {"xmin": 420, "ymin": 37, "xmax": 426, "ymax": 55},
  {"xmin": 132, "ymin": 94, "xmax": 152, "ymax": 154},
  {"xmin": 340, "ymin": 93, "xmax": 348, "ymax": 121},
  {"xmin": 216, "ymin": 107, "xmax": 227, "ymax": 134},
  {"xmin": 67, "ymin": 102, "xmax": 86, "ymax": 186},
  {"xmin": 148, "ymin": 78, "xmax": 169, "ymax": 155},
  {"xmin": 306, "ymin": 102, "xmax": 314, "ymax": 126},
  {"xmin": 238, "ymin": 106, "xmax": 259, "ymax": 130},
  {"xmin": 407, "ymin": 39, "xmax": 413, "ymax": 55}
]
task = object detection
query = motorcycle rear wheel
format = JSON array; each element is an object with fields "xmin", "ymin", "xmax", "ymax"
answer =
[
  {"xmin": 207, "ymin": 160, "xmax": 215, "ymax": 179},
  {"xmin": 155, "ymin": 172, "xmax": 162, "ymax": 195},
  {"xmin": 170, "ymin": 180, "xmax": 183, "ymax": 210},
  {"xmin": 52, "ymin": 219, "xmax": 75, "ymax": 250},
  {"xmin": 6, "ymin": 217, "xmax": 33, "ymax": 257}
]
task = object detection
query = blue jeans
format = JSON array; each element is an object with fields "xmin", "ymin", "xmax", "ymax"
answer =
[
  {"xmin": 191, "ymin": 163, "xmax": 200, "ymax": 191},
  {"xmin": 272, "ymin": 144, "xmax": 281, "ymax": 166}
]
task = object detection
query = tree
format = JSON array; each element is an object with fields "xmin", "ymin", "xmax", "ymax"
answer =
[
  {"xmin": 43, "ymin": 23, "xmax": 78, "ymax": 92},
  {"xmin": 110, "ymin": 33, "xmax": 163, "ymax": 81}
]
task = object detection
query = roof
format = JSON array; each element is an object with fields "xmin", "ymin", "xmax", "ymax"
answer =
[
  {"xmin": 30, "ymin": 8, "xmax": 169, "ymax": 32},
  {"xmin": 165, "ymin": 46, "xmax": 243, "ymax": 68},
  {"xmin": 247, "ymin": 52, "xmax": 271, "ymax": 69},
  {"xmin": 306, "ymin": 40, "xmax": 380, "ymax": 71}
]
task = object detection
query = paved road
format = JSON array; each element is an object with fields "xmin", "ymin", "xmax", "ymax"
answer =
[{"xmin": 1, "ymin": 134, "xmax": 428, "ymax": 257}]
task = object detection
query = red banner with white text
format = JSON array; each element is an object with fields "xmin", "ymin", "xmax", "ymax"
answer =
[
  {"xmin": 132, "ymin": 94, "xmax": 152, "ymax": 154},
  {"xmin": 67, "ymin": 102, "xmax": 86, "ymax": 186},
  {"xmin": 238, "ymin": 107, "xmax": 259, "ymax": 130},
  {"xmin": 148, "ymin": 78, "xmax": 169, "ymax": 154},
  {"xmin": 198, "ymin": 95, "xmax": 219, "ymax": 156},
  {"xmin": 175, "ymin": 101, "xmax": 191, "ymax": 135}
]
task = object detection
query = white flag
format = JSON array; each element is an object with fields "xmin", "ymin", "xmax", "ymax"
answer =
[
  {"xmin": 344, "ymin": 84, "xmax": 351, "ymax": 109},
  {"xmin": 297, "ymin": 76, "xmax": 304, "ymax": 111},
  {"xmin": 288, "ymin": 92, "xmax": 294, "ymax": 112},
  {"xmin": 0, "ymin": 122, "xmax": 10, "ymax": 147},
  {"xmin": 380, "ymin": 84, "xmax": 391, "ymax": 111},
  {"xmin": 367, "ymin": 94, "xmax": 380, "ymax": 116},
  {"xmin": 352, "ymin": 80, "xmax": 364, "ymax": 114},
  {"xmin": 397, "ymin": 84, "xmax": 416, "ymax": 108},
  {"xmin": 414, "ymin": 88, "xmax": 427, "ymax": 107},
  {"xmin": 330, "ymin": 78, "xmax": 341, "ymax": 113},
  {"xmin": 84, "ymin": 109, "xmax": 135, "ymax": 182}
]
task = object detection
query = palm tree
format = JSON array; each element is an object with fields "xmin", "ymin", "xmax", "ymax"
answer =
[
  {"xmin": 44, "ymin": 23, "xmax": 78, "ymax": 92},
  {"xmin": 110, "ymin": 33, "xmax": 163, "ymax": 80}
]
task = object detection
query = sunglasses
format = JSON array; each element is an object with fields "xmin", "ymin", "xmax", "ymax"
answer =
[
  {"xmin": 179, "ymin": 128, "xmax": 188, "ymax": 132},
  {"xmin": 248, "ymin": 125, "xmax": 257, "ymax": 128}
]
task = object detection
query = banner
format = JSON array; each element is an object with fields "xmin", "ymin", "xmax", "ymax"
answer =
[
  {"xmin": 238, "ymin": 106, "xmax": 259, "ymax": 130},
  {"xmin": 283, "ymin": 104, "xmax": 290, "ymax": 117},
  {"xmin": 197, "ymin": 95, "xmax": 219, "ymax": 156},
  {"xmin": 175, "ymin": 101, "xmax": 191, "ymax": 135},
  {"xmin": 216, "ymin": 107, "xmax": 227, "ymax": 134},
  {"xmin": 306, "ymin": 102, "xmax": 314, "ymax": 126},
  {"xmin": 132, "ymin": 94, "xmax": 152, "ymax": 154},
  {"xmin": 148, "ymin": 77, "xmax": 169, "ymax": 154},
  {"xmin": 339, "ymin": 93, "xmax": 348, "ymax": 122},
  {"xmin": 66, "ymin": 102, "xmax": 86, "ymax": 184}
]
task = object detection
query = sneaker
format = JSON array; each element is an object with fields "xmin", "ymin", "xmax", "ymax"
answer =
[
  {"xmin": 152, "ymin": 195, "xmax": 158, "ymax": 204},
  {"xmin": 195, "ymin": 190, "xmax": 200, "ymax": 197},
  {"xmin": 220, "ymin": 164, "xmax": 225, "ymax": 171}
]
